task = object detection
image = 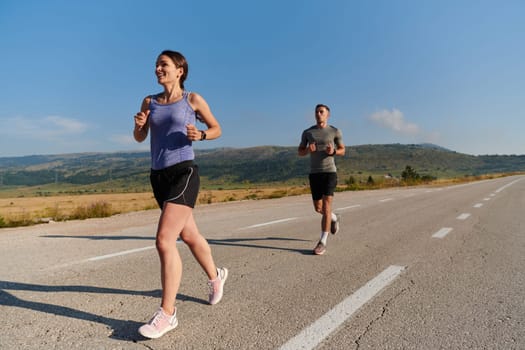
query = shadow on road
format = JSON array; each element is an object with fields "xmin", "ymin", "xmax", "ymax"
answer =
[
  {"xmin": 0, "ymin": 281, "xmax": 204, "ymax": 342},
  {"xmin": 207, "ymin": 237, "xmax": 314, "ymax": 255},
  {"xmin": 41, "ymin": 234, "xmax": 314, "ymax": 254}
]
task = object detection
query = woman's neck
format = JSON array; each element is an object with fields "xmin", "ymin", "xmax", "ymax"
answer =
[{"xmin": 160, "ymin": 85, "xmax": 183, "ymax": 103}]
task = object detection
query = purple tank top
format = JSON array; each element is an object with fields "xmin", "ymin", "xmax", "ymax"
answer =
[{"xmin": 149, "ymin": 91, "xmax": 197, "ymax": 170}]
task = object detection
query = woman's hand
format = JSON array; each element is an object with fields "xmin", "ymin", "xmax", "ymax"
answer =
[
  {"xmin": 186, "ymin": 123, "xmax": 203, "ymax": 141},
  {"xmin": 134, "ymin": 110, "xmax": 150, "ymax": 130}
]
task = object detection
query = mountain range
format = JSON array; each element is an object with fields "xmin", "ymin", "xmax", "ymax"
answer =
[{"xmin": 0, "ymin": 144, "xmax": 524, "ymax": 189}]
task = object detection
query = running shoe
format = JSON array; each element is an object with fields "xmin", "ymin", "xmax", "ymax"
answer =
[
  {"xmin": 138, "ymin": 307, "xmax": 178, "ymax": 339},
  {"xmin": 313, "ymin": 241, "xmax": 326, "ymax": 255},
  {"xmin": 330, "ymin": 213, "xmax": 341, "ymax": 234},
  {"xmin": 208, "ymin": 267, "xmax": 228, "ymax": 305}
]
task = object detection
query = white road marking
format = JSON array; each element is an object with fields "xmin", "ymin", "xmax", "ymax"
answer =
[
  {"xmin": 495, "ymin": 178, "xmax": 523, "ymax": 193},
  {"xmin": 279, "ymin": 265, "xmax": 405, "ymax": 350},
  {"xmin": 432, "ymin": 227, "xmax": 453, "ymax": 239},
  {"xmin": 484, "ymin": 198, "xmax": 491, "ymax": 201},
  {"xmin": 338, "ymin": 204, "xmax": 362, "ymax": 210},
  {"xmin": 379, "ymin": 198, "xmax": 394, "ymax": 202},
  {"xmin": 88, "ymin": 246, "xmax": 155, "ymax": 261},
  {"xmin": 240, "ymin": 217, "xmax": 298, "ymax": 229},
  {"xmin": 473, "ymin": 203, "xmax": 483, "ymax": 208},
  {"xmin": 457, "ymin": 213, "xmax": 471, "ymax": 220},
  {"xmin": 44, "ymin": 245, "xmax": 156, "ymax": 270}
]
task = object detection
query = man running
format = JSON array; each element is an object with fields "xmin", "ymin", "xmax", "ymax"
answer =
[{"xmin": 298, "ymin": 104, "xmax": 345, "ymax": 255}]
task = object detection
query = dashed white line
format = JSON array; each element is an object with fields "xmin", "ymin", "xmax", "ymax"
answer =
[
  {"xmin": 457, "ymin": 213, "xmax": 471, "ymax": 220},
  {"xmin": 473, "ymin": 203, "xmax": 483, "ymax": 208},
  {"xmin": 432, "ymin": 227, "xmax": 453, "ymax": 239},
  {"xmin": 483, "ymin": 198, "xmax": 491, "ymax": 201},
  {"xmin": 45, "ymin": 245, "xmax": 156, "ymax": 270},
  {"xmin": 338, "ymin": 204, "xmax": 362, "ymax": 210},
  {"xmin": 240, "ymin": 217, "xmax": 298, "ymax": 229},
  {"xmin": 88, "ymin": 246, "xmax": 155, "ymax": 261},
  {"xmin": 379, "ymin": 198, "xmax": 394, "ymax": 202},
  {"xmin": 279, "ymin": 265, "xmax": 405, "ymax": 350}
]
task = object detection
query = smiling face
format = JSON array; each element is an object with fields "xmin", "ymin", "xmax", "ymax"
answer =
[
  {"xmin": 155, "ymin": 55, "xmax": 183, "ymax": 86},
  {"xmin": 155, "ymin": 50, "xmax": 189, "ymax": 89}
]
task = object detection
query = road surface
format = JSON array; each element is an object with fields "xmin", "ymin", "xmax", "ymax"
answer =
[{"xmin": 1, "ymin": 175, "xmax": 524, "ymax": 349}]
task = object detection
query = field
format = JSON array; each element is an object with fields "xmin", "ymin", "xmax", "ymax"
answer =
[
  {"xmin": 0, "ymin": 186, "xmax": 310, "ymax": 226},
  {"xmin": 1, "ymin": 172, "xmax": 517, "ymax": 228}
]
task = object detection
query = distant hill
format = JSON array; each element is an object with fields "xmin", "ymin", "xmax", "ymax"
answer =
[{"xmin": 0, "ymin": 144, "xmax": 524, "ymax": 190}]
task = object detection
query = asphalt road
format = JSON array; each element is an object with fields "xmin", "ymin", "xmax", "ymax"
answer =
[{"xmin": 1, "ymin": 175, "xmax": 524, "ymax": 349}]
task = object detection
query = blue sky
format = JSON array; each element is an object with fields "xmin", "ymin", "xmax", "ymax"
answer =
[{"xmin": 1, "ymin": 0, "xmax": 524, "ymax": 157}]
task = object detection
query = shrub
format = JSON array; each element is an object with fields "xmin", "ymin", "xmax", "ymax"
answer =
[{"xmin": 70, "ymin": 201, "xmax": 113, "ymax": 220}]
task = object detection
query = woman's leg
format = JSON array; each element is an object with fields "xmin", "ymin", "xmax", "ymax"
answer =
[
  {"xmin": 180, "ymin": 211, "xmax": 228, "ymax": 305},
  {"xmin": 180, "ymin": 212, "xmax": 217, "ymax": 280},
  {"xmin": 156, "ymin": 202, "xmax": 192, "ymax": 315}
]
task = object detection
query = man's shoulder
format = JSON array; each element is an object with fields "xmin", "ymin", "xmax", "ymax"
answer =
[{"xmin": 303, "ymin": 125, "xmax": 318, "ymax": 132}]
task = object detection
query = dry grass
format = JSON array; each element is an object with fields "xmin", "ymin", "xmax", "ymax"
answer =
[
  {"xmin": 0, "ymin": 173, "xmax": 518, "ymax": 227},
  {"xmin": 0, "ymin": 193, "xmax": 157, "ymax": 225},
  {"xmin": 0, "ymin": 186, "xmax": 310, "ymax": 226}
]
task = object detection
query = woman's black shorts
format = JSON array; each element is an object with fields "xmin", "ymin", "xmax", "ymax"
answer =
[
  {"xmin": 308, "ymin": 172, "xmax": 337, "ymax": 201},
  {"xmin": 150, "ymin": 160, "xmax": 200, "ymax": 209}
]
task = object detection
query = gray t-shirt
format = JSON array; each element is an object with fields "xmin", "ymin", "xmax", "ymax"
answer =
[{"xmin": 300, "ymin": 125, "xmax": 343, "ymax": 173}]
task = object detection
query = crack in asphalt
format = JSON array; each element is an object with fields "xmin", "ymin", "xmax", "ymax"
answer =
[{"xmin": 354, "ymin": 279, "xmax": 414, "ymax": 350}]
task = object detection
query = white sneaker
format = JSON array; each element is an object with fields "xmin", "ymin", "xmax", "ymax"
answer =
[
  {"xmin": 331, "ymin": 213, "xmax": 341, "ymax": 234},
  {"xmin": 208, "ymin": 267, "xmax": 228, "ymax": 305},
  {"xmin": 138, "ymin": 307, "xmax": 178, "ymax": 339}
]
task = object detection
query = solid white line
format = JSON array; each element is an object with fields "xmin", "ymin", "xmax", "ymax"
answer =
[
  {"xmin": 473, "ymin": 203, "xmax": 483, "ymax": 208},
  {"xmin": 495, "ymin": 178, "xmax": 523, "ymax": 193},
  {"xmin": 338, "ymin": 204, "xmax": 362, "ymax": 210},
  {"xmin": 87, "ymin": 246, "xmax": 155, "ymax": 261},
  {"xmin": 457, "ymin": 213, "xmax": 471, "ymax": 220},
  {"xmin": 432, "ymin": 227, "xmax": 453, "ymax": 239},
  {"xmin": 279, "ymin": 265, "xmax": 405, "ymax": 350},
  {"xmin": 241, "ymin": 217, "xmax": 297, "ymax": 229}
]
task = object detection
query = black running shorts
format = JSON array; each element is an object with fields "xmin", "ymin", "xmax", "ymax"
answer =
[
  {"xmin": 150, "ymin": 160, "xmax": 200, "ymax": 209},
  {"xmin": 308, "ymin": 172, "xmax": 337, "ymax": 201}
]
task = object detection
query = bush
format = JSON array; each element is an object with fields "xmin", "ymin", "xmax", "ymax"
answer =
[
  {"xmin": 346, "ymin": 176, "xmax": 356, "ymax": 186},
  {"xmin": 70, "ymin": 201, "xmax": 113, "ymax": 220}
]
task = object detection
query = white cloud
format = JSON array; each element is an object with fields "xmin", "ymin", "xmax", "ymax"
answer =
[
  {"xmin": 45, "ymin": 116, "xmax": 88, "ymax": 134},
  {"xmin": 369, "ymin": 109, "xmax": 420, "ymax": 135},
  {"xmin": 1, "ymin": 115, "xmax": 88, "ymax": 138}
]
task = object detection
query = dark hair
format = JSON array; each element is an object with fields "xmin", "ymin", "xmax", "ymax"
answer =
[
  {"xmin": 160, "ymin": 50, "xmax": 189, "ymax": 89},
  {"xmin": 315, "ymin": 104, "xmax": 330, "ymax": 112}
]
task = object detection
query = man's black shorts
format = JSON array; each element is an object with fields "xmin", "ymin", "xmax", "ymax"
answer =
[
  {"xmin": 150, "ymin": 160, "xmax": 200, "ymax": 209},
  {"xmin": 308, "ymin": 172, "xmax": 337, "ymax": 201}
]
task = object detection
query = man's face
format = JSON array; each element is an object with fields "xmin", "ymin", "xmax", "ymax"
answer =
[{"xmin": 315, "ymin": 106, "xmax": 330, "ymax": 125}]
